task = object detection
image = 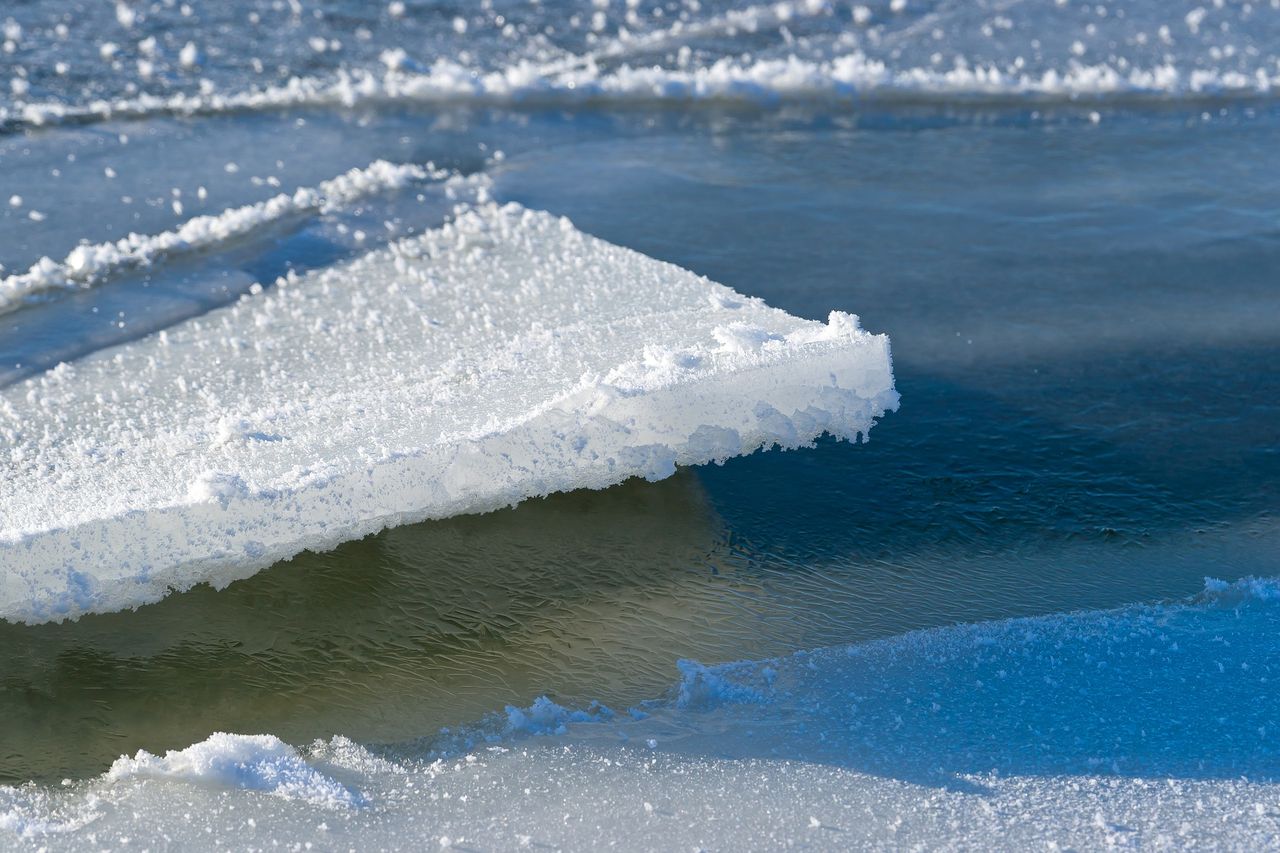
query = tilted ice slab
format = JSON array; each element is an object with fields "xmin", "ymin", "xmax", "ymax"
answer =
[{"xmin": 0, "ymin": 203, "xmax": 896, "ymax": 624}]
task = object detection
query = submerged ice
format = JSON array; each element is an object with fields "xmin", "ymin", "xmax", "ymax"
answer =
[{"xmin": 0, "ymin": 202, "xmax": 897, "ymax": 624}]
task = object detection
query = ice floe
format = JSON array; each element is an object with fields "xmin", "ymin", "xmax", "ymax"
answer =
[{"xmin": 0, "ymin": 202, "xmax": 897, "ymax": 623}]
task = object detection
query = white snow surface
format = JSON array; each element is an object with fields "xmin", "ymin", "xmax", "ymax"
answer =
[{"xmin": 0, "ymin": 202, "xmax": 897, "ymax": 624}]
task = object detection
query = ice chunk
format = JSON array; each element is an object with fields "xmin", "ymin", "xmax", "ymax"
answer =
[
  {"xmin": 0, "ymin": 203, "xmax": 897, "ymax": 623},
  {"xmin": 106, "ymin": 733, "xmax": 361, "ymax": 808},
  {"xmin": 504, "ymin": 697, "xmax": 614, "ymax": 737}
]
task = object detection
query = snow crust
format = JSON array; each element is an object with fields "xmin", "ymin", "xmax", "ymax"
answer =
[
  {"xmin": 6, "ymin": 576, "xmax": 1280, "ymax": 850},
  {"xmin": 0, "ymin": 159, "xmax": 460, "ymax": 315},
  {"xmin": 0, "ymin": 202, "xmax": 897, "ymax": 624}
]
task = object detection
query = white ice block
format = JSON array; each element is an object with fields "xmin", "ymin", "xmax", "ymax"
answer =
[{"xmin": 0, "ymin": 203, "xmax": 896, "ymax": 623}]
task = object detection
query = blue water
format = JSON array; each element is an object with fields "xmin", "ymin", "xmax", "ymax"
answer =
[{"xmin": 0, "ymin": 1, "xmax": 1278, "ymax": 843}]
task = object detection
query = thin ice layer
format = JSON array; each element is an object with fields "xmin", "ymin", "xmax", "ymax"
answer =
[{"xmin": 0, "ymin": 203, "xmax": 896, "ymax": 624}]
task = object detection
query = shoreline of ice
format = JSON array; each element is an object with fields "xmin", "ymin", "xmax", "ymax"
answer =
[
  {"xmin": 5, "ymin": 574, "xmax": 1280, "ymax": 849},
  {"xmin": 0, "ymin": 202, "xmax": 897, "ymax": 624}
]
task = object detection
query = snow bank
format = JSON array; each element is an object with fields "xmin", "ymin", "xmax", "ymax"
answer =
[{"xmin": 0, "ymin": 202, "xmax": 897, "ymax": 623}]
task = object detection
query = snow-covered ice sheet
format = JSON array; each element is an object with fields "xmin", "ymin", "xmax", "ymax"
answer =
[
  {"xmin": 0, "ymin": 202, "xmax": 897, "ymax": 624},
  {"xmin": 4, "ymin": 575, "xmax": 1280, "ymax": 850},
  {"xmin": 5, "ymin": 0, "xmax": 1280, "ymax": 132},
  {"xmin": 10, "ymin": 50, "xmax": 1279, "ymax": 133}
]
